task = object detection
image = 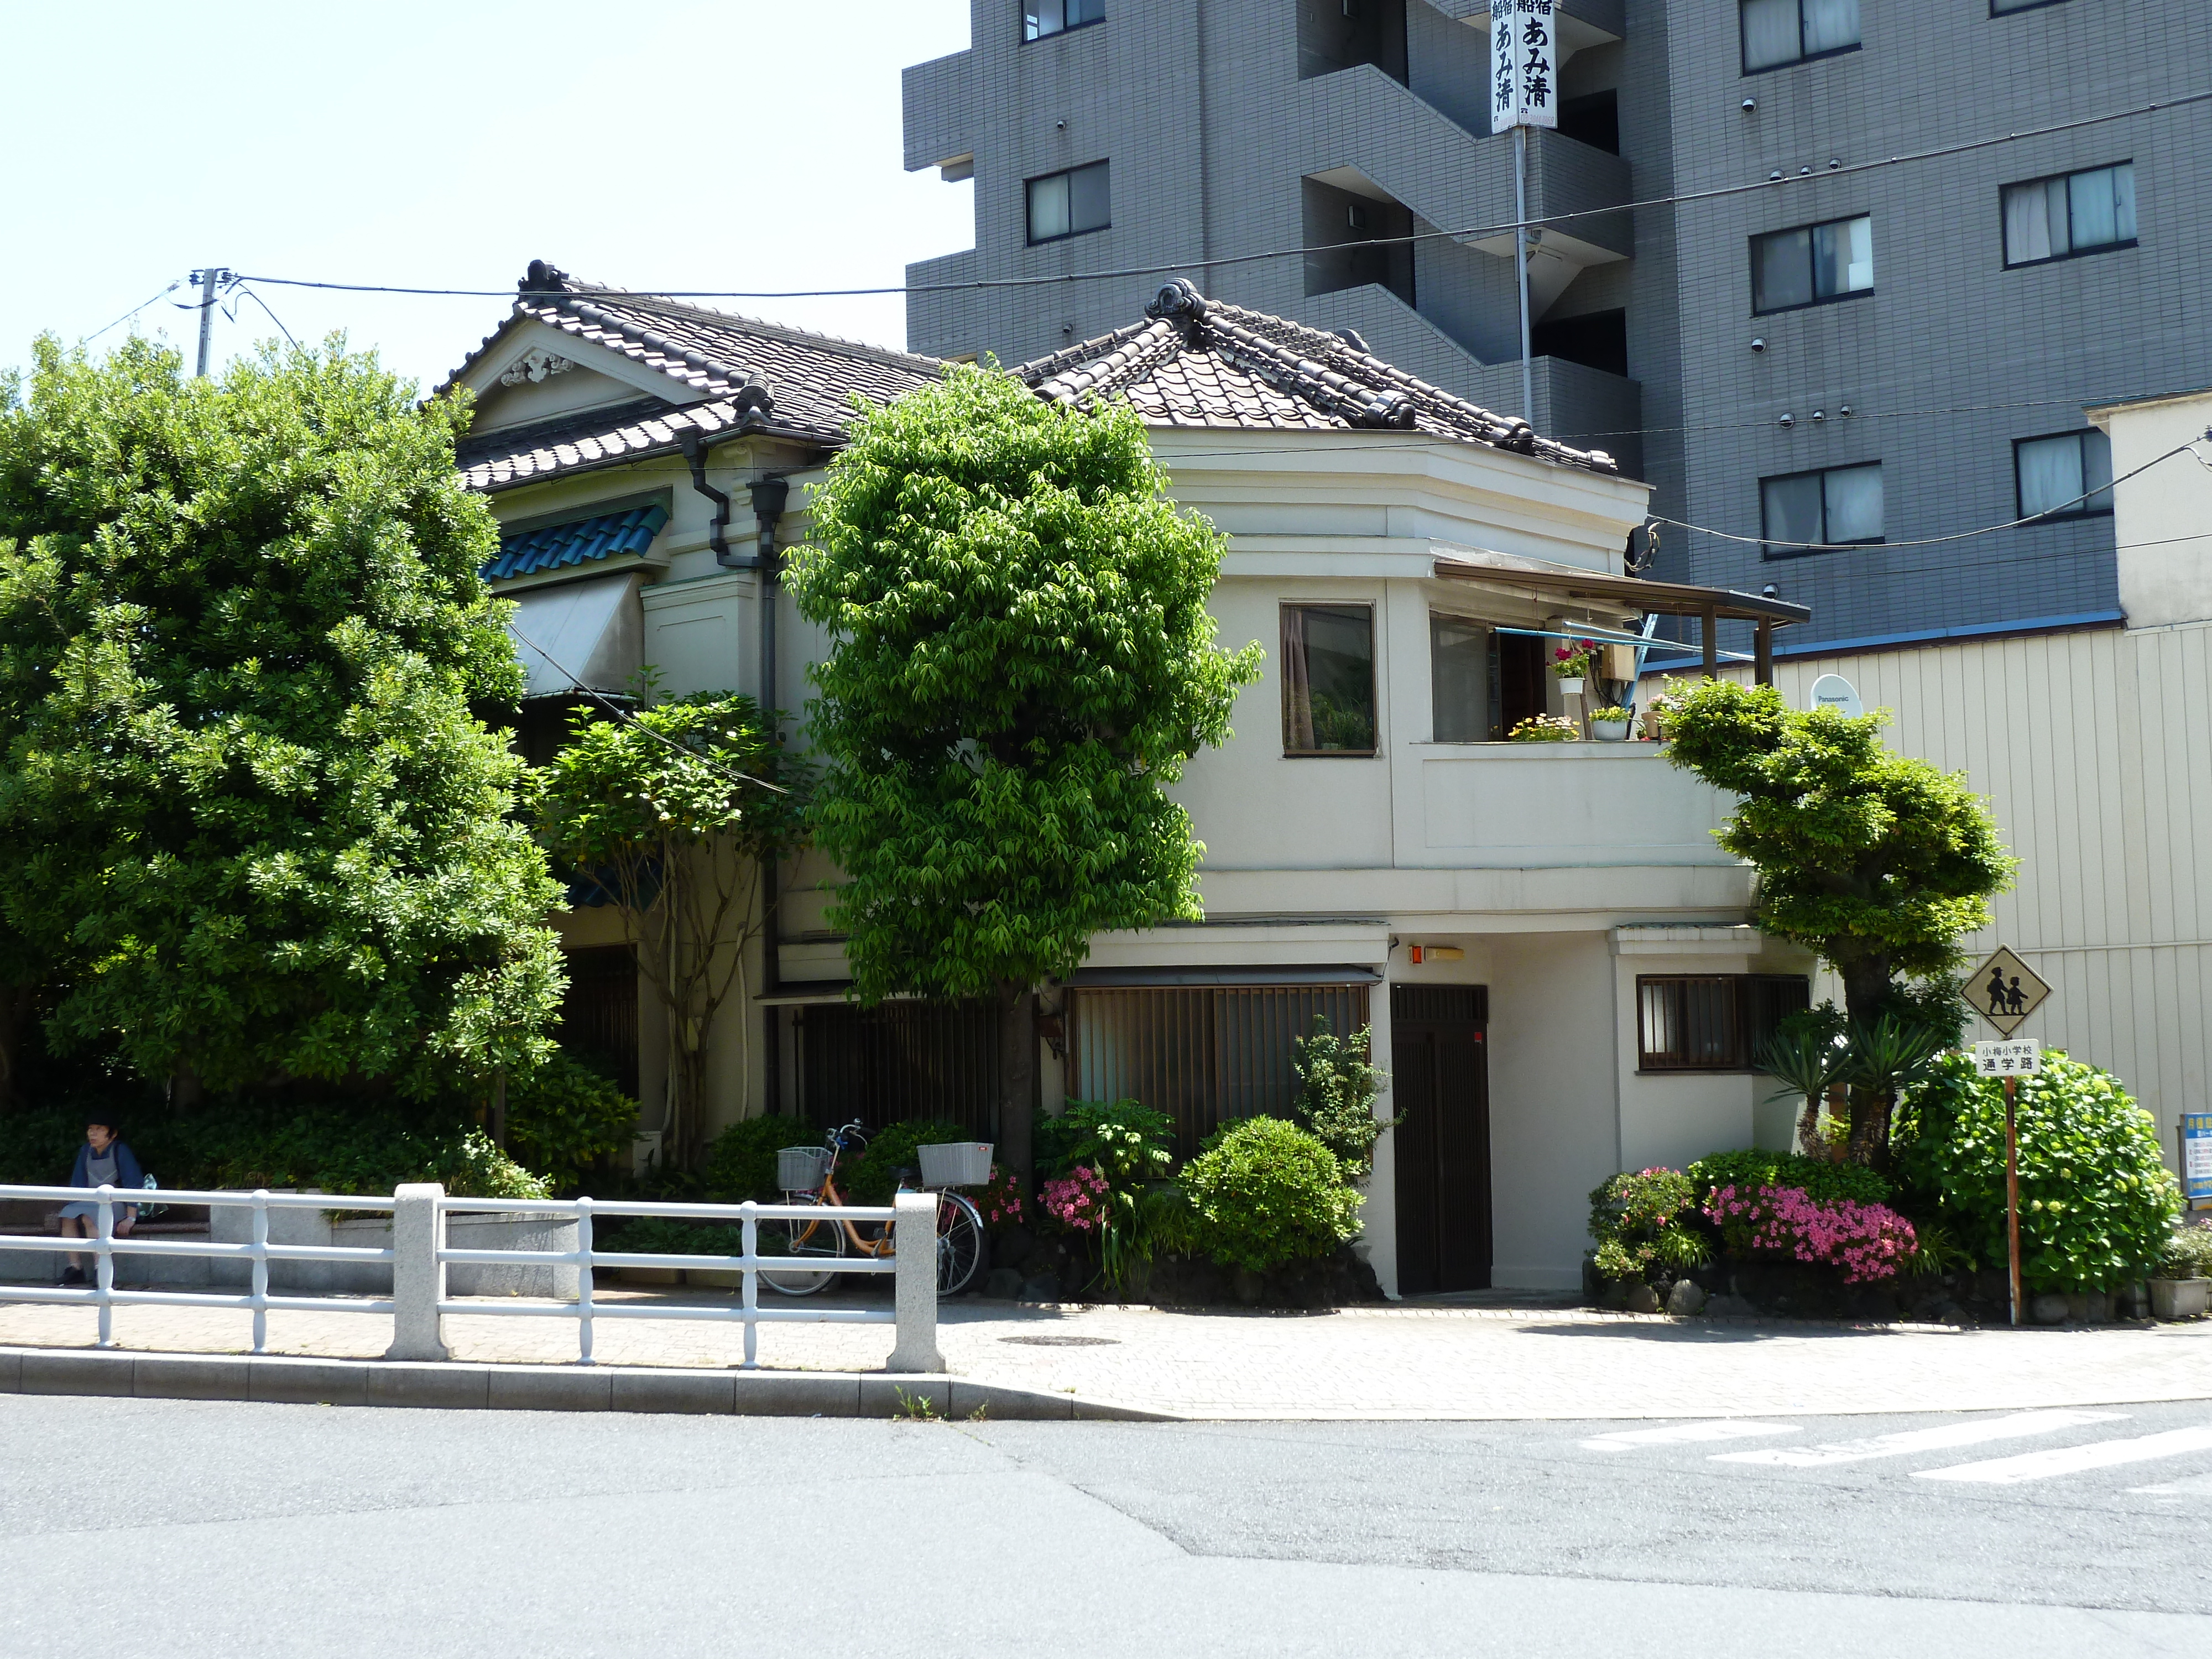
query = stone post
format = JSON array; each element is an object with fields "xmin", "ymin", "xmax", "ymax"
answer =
[
  {"xmin": 886, "ymin": 1191, "xmax": 944, "ymax": 1374},
  {"xmin": 385, "ymin": 1183, "xmax": 449, "ymax": 1362}
]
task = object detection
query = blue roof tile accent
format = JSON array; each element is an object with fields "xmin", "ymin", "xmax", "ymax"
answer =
[{"xmin": 486, "ymin": 503, "xmax": 667, "ymax": 580}]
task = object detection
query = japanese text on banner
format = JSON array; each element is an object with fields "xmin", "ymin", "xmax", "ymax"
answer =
[{"xmin": 1491, "ymin": 0, "xmax": 1558, "ymax": 133}]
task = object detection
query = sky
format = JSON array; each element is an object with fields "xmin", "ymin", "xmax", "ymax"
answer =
[{"xmin": 0, "ymin": 1, "xmax": 974, "ymax": 392}]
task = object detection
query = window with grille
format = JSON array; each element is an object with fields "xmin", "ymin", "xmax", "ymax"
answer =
[
  {"xmin": 2002, "ymin": 163, "xmax": 2136, "ymax": 268},
  {"xmin": 1637, "ymin": 975, "xmax": 1811, "ymax": 1071}
]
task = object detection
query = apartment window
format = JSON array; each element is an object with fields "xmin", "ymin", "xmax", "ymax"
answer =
[
  {"xmin": 2015, "ymin": 430, "xmax": 2114, "ymax": 521},
  {"xmin": 1282, "ymin": 603, "xmax": 1376, "ymax": 755},
  {"xmin": 1752, "ymin": 215, "xmax": 1873, "ymax": 313},
  {"xmin": 1638, "ymin": 975, "xmax": 1811, "ymax": 1071},
  {"xmin": 1026, "ymin": 160, "xmax": 1110, "ymax": 244},
  {"xmin": 1741, "ymin": 0, "xmax": 1859, "ymax": 72},
  {"xmin": 1024, "ymin": 0, "xmax": 1102, "ymax": 41},
  {"xmin": 2002, "ymin": 163, "xmax": 2136, "ymax": 267},
  {"xmin": 1430, "ymin": 613, "xmax": 1493, "ymax": 743},
  {"xmin": 1761, "ymin": 462, "xmax": 1883, "ymax": 559}
]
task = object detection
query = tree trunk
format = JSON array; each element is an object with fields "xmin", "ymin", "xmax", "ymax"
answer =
[
  {"xmin": 997, "ymin": 980, "xmax": 1036, "ymax": 1190},
  {"xmin": 1840, "ymin": 955, "xmax": 1893, "ymax": 1170}
]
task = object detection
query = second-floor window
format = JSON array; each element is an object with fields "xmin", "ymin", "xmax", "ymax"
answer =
[
  {"xmin": 2002, "ymin": 163, "xmax": 2136, "ymax": 267},
  {"xmin": 2016, "ymin": 430, "xmax": 2114, "ymax": 520},
  {"xmin": 1741, "ymin": 0, "xmax": 1859, "ymax": 72},
  {"xmin": 1761, "ymin": 462, "xmax": 1883, "ymax": 558},
  {"xmin": 1026, "ymin": 160, "xmax": 1110, "ymax": 244},
  {"xmin": 1282, "ymin": 603, "xmax": 1376, "ymax": 755},
  {"xmin": 1752, "ymin": 214, "xmax": 1872, "ymax": 314},
  {"xmin": 1025, "ymin": 0, "xmax": 1103, "ymax": 41}
]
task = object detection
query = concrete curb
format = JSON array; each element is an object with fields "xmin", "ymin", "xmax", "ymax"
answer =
[{"xmin": 0, "ymin": 1345, "xmax": 1175, "ymax": 1422}]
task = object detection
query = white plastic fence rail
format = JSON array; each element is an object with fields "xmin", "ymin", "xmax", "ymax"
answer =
[
  {"xmin": 1, "ymin": 1183, "xmax": 946, "ymax": 1375},
  {"xmin": 0, "ymin": 1183, "xmax": 396, "ymax": 1354},
  {"xmin": 432, "ymin": 1192, "xmax": 934, "ymax": 1369}
]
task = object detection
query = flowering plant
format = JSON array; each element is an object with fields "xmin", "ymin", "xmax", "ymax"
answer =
[
  {"xmin": 1553, "ymin": 639, "xmax": 1598, "ymax": 680},
  {"xmin": 1508, "ymin": 714, "xmax": 1580, "ymax": 744},
  {"xmin": 1587, "ymin": 1166, "xmax": 1707, "ymax": 1284},
  {"xmin": 1040, "ymin": 1164, "xmax": 1110, "ymax": 1234},
  {"xmin": 1703, "ymin": 1183, "xmax": 1918, "ymax": 1284},
  {"xmin": 979, "ymin": 1164, "xmax": 1026, "ymax": 1230}
]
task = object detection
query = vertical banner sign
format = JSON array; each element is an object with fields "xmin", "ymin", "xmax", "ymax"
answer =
[
  {"xmin": 2184, "ymin": 1113, "xmax": 2212, "ymax": 1209},
  {"xmin": 1491, "ymin": 0, "xmax": 1558, "ymax": 133}
]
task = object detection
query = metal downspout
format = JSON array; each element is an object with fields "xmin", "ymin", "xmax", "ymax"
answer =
[{"xmin": 749, "ymin": 477, "xmax": 791, "ymax": 1115}]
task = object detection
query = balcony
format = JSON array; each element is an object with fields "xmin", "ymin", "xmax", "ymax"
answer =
[
  {"xmin": 901, "ymin": 48, "xmax": 975, "ymax": 178},
  {"xmin": 1405, "ymin": 744, "xmax": 1736, "ymax": 870}
]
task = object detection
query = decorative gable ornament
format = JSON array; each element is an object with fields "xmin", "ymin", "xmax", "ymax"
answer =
[{"xmin": 499, "ymin": 348, "xmax": 576, "ymax": 386}]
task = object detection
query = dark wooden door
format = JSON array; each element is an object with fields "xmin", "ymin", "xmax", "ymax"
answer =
[
  {"xmin": 1495, "ymin": 632, "xmax": 1547, "ymax": 738},
  {"xmin": 1391, "ymin": 984, "xmax": 1491, "ymax": 1294}
]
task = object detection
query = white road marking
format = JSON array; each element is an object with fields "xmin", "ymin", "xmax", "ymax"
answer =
[
  {"xmin": 1916, "ymin": 1424, "xmax": 2212, "ymax": 1485},
  {"xmin": 1580, "ymin": 1420, "xmax": 1799, "ymax": 1452},
  {"xmin": 1712, "ymin": 1409, "xmax": 2125, "ymax": 1468}
]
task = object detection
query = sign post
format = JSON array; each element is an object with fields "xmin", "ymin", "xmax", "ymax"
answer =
[
  {"xmin": 2183, "ymin": 1112, "xmax": 2212, "ymax": 1212},
  {"xmin": 1490, "ymin": 0, "xmax": 1557, "ymax": 427},
  {"xmin": 1975, "ymin": 1038, "xmax": 2041, "ymax": 1326}
]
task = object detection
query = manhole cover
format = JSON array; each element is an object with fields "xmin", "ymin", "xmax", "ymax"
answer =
[{"xmin": 998, "ymin": 1335, "xmax": 1120, "ymax": 1347}]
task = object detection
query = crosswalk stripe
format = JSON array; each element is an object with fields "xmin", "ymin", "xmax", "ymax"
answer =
[
  {"xmin": 1580, "ymin": 1421, "xmax": 1799, "ymax": 1452},
  {"xmin": 1916, "ymin": 1424, "xmax": 2212, "ymax": 1485},
  {"xmin": 1712, "ymin": 1409, "xmax": 2125, "ymax": 1468}
]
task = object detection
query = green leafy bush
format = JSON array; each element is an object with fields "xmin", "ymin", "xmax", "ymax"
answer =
[
  {"xmin": 703, "ymin": 1113, "xmax": 813, "ymax": 1202},
  {"xmin": 505, "ymin": 1055, "xmax": 638, "ymax": 1194},
  {"xmin": 1686, "ymin": 1149, "xmax": 1892, "ymax": 1209},
  {"xmin": 601, "ymin": 1217, "xmax": 743, "ymax": 1258},
  {"xmin": 842, "ymin": 1119, "xmax": 973, "ymax": 1204},
  {"xmin": 1176, "ymin": 1117, "xmax": 1363, "ymax": 1273},
  {"xmin": 1587, "ymin": 1167, "xmax": 1708, "ymax": 1284},
  {"xmin": 0, "ymin": 1102, "xmax": 547, "ymax": 1199},
  {"xmin": 1893, "ymin": 1051, "xmax": 2181, "ymax": 1292},
  {"xmin": 1037, "ymin": 1099, "xmax": 1175, "ymax": 1187},
  {"xmin": 1289, "ymin": 1020, "xmax": 1397, "ymax": 1177},
  {"xmin": 2159, "ymin": 1224, "xmax": 2212, "ymax": 1280}
]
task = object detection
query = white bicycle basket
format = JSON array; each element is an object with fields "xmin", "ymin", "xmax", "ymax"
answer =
[{"xmin": 776, "ymin": 1146, "xmax": 834, "ymax": 1192}]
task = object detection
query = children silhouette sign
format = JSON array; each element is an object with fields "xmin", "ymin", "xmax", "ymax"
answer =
[{"xmin": 1961, "ymin": 946, "xmax": 2051, "ymax": 1035}]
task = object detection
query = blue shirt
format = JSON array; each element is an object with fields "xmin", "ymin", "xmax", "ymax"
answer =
[{"xmin": 69, "ymin": 1140, "xmax": 144, "ymax": 1192}]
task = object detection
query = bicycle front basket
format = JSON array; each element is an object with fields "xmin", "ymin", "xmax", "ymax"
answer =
[
  {"xmin": 917, "ymin": 1141, "xmax": 994, "ymax": 1190},
  {"xmin": 776, "ymin": 1146, "xmax": 834, "ymax": 1192}
]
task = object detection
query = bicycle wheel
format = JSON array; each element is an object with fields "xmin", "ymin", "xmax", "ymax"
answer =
[
  {"xmin": 759, "ymin": 1204, "xmax": 846, "ymax": 1296},
  {"xmin": 935, "ymin": 1191, "xmax": 988, "ymax": 1297}
]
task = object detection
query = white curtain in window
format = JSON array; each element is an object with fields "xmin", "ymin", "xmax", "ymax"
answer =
[
  {"xmin": 1800, "ymin": 0, "xmax": 1860, "ymax": 54},
  {"xmin": 1762, "ymin": 473, "xmax": 1824, "ymax": 548},
  {"xmin": 2017, "ymin": 435, "xmax": 2082, "ymax": 517},
  {"xmin": 2069, "ymin": 167, "xmax": 2119, "ymax": 251},
  {"xmin": 2004, "ymin": 179, "xmax": 2064, "ymax": 264},
  {"xmin": 1823, "ymin": 465, "xmax": 1884, "ymax": 542},
  {"xmin": 1841, "ymin": 215, "xmax": 1874, "ymax": 290},
  {"xmin": 1027, "ymin": 173, "xmax": 1071, "ymax": 242},
  {"xmin": 1741, "ymin": 0, "xmax": 1799, "ymax": 69},
  {"xmin": 2111, "ymin": 163, "xmax": 2137, "ymax": 243}
]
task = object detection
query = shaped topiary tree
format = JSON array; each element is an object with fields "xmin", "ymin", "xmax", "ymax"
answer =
[{"xmin": 790, "ymin": 365, "xmax": 1262, "ymax": 1183}]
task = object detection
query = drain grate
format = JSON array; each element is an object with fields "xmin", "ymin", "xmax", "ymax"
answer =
[{"xmin": 997, "ymin": 1334, "xmax": 1121, "ymax": 1347}]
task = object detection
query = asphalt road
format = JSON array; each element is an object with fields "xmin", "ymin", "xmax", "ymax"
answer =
[{"xmin": 6, "ymin": 1394, "xmax": 2211, "ymax": 1657}]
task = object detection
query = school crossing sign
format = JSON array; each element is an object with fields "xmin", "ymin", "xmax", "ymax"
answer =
[{"xmin": 1960, "ymin": 945, "xmax": 2051, "ymax": 1036}]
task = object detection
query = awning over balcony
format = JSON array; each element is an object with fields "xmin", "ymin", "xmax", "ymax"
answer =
[
  {"xmin": 503, "ymin": 571, "xmax": 643, "ymax": 700},
  {"xmin": 1432, "ymin": 547, "xmax": 1809, "ymax": 682}
]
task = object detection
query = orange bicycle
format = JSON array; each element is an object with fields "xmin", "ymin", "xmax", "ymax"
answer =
[{"xmin": 762, "ymin": 1121, "xmax": 989, "ymax": 1298}]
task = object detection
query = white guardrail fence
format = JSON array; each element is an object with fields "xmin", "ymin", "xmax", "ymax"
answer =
[{"xmin": 0, "ymin": 1183, "xmax": 943, "ymax": 1373}]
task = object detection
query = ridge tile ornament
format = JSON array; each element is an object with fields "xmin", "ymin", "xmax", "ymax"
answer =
[{"xmin": 1961, "ymin": 945, "xmax": 2051, "ymax": 1036}]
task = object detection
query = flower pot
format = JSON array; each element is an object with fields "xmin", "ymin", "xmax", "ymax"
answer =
[
  {"xmin": 2151, "ymin": 1277, "xmax": 2210, "ymax": 1319},
  {"xmin": 1640, "ymin": 709, "xmax": 1668, "ymax": 742},
  {"xmin": 1557, "ymin": 677, "xmax": 1584, "ymax": 695},
  {"xmin": 1589, "ymin": 717, "xmax": 1631, "ymax": 742}
]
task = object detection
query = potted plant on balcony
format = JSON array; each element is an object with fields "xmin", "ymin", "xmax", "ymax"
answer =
[
  {"xmin": 1553, "ymin": 639, "xmax": 1597, "ymax": 696},
  {"xmin": 1589, "ymin": 697, "xmax": 1633, "ymax": 743},
  {"xmin": 1641, "ymin": 677, "xmax": 1689, "ymax": 741},
  {"xmin": 1509, "ymin": 714, "xmax": 1580, "ymax": 743}
]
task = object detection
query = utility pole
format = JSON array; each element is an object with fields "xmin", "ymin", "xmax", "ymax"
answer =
[
  {"xmin": 1490, "ymin": 2, "xmax": 1556, "ymax": 429},
  {"xmin": 191, "ymin": 267, "xmax": 229, "ymax": 378},
  {"xmin": 1514, "ymin": 127, "xmax": 1534, "ymax": 426}
]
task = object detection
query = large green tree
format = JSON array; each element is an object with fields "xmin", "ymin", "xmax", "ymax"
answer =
[
  {"xmin": 791, "ymin": 365, "xmax": 1262, "ymax": 1180},
  {"xmin": 1665, "ymin": 678, "xmax": 2013, "ymax": 1163},
  {"xmin": 0, "ymin": 335, "xmax": 564, "ymax": 1103},
  {"xmin": 535, "ymin": 687, "xmax": 813, "ymax": 1164}
]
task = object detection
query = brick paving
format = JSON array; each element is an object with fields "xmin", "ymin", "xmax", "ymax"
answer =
[{"xmin": 3, "ymin": 1290, "xmax": 2208, "ymax": 1419}]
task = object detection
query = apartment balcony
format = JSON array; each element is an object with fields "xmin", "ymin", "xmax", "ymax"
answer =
[
  {"xmin": 1402, "ymin": 745, "xmax": 1736, "ymax": 870},
  {"xmin": 902, "ymin": 48, "xmax": 975, "ymax": 179}
]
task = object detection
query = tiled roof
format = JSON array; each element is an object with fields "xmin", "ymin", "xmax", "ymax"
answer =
[
  {"xmin": 1015, "ymin": 280, "xmax": 1621, "ymax": 476},
  {"xmin": 485, "ymin": 503, "xmax": 669, "ymax": 581},
  {"xmin": 449, "ymin": 261, "xmax": 943, "ymax": 492}
]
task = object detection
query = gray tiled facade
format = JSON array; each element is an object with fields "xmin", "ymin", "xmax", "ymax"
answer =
[{"xmin": 904, "ymin": 1, "xmax": 2212, "ymax": 652}]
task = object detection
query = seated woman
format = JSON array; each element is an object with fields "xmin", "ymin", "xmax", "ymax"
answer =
[{"xmin": 57, "ymin": 1117, "xmax": 143, "ymax": 1286}]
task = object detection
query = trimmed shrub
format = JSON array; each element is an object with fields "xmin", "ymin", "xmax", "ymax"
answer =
[
  {"xmin": 2159, "ymin": 1224, "xmax": 2212, "ymax": 1280},
  {"xmin": 505, "ymin": 1055, "xmax": 638, "ymax": 1194},
  {"xmin": 1893, "ymin": 1051, "xmax": 2181, "ymax": 1292},
  {"xmin": 1587, "ymin": 1167, "xmax": 1708, "ymax": 1284},
  {"xmin": 702, "ymin": 1113, "xmax": 813, "ymax": 1202},
  {"xmin": 1177, "ymin": 1117, "xmax": 1363, "ymax": 1273},
  {"xmin": 1686, "ymin": 1149, "xmax": 1891, "ymax": 1209}
]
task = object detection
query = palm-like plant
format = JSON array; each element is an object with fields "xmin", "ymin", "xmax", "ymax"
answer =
[
  {"xmin": 1755, "ymin": 1021, "xmax": 1850, "ymax": 1158},
  {"xmin": 1838, "ymin": 1013, "xmax": 1952, "ymax": 1167}
]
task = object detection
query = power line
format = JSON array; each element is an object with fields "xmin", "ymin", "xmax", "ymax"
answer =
[
  {"xmin": 230, "ymin": 88, "xmax": 2211, "ymax": 305},
  {"xmin": 80, "ymin": 280, "xmax": 185, "ymax": 345}
]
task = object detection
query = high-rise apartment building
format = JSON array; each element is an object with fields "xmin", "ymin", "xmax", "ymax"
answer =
[{"xmin": 903, "ymin": 1, "xmax": 2211, "ymax": 652}]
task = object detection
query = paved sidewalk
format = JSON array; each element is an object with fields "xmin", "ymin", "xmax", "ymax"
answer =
[{"xmin": 3, "ymin": 1290, "xmax": 2208, "ymax": 1418}]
